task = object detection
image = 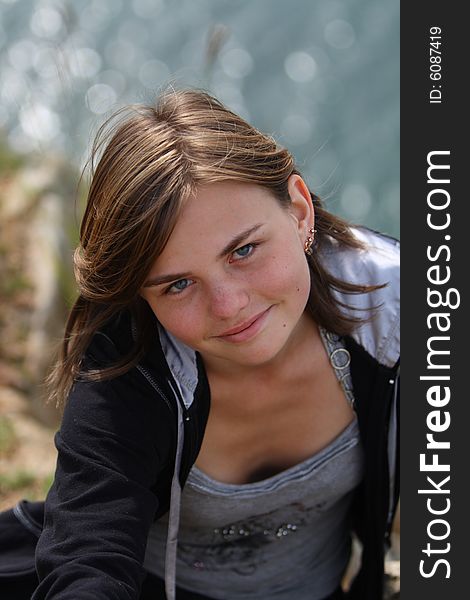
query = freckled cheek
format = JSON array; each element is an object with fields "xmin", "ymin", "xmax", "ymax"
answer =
[
  {"xmin": 252, "ymin": 254, "xmax": 310, "ymax": 301},
  {"xmin": 152, "ymin": 303, "xmax": 207, "ymax": 347}
]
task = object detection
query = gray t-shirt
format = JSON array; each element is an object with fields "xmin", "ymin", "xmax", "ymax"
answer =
[{"xmin": 144, "ymin": 331, "xmax": 363, "ymax": 599}]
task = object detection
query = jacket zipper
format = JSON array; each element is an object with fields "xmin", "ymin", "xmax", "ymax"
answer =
[
  {"xmin": 95, "ymin": 330, "xmax": 177, "ymax": 419},
  {"xmin": 97, "ymin": 329, "xmax": 195, "ymax": 483},
  {"xmin": 135, "ymin": 348, "xmax": 194, "ymax": 480},
  {"xmin": 136, "ymin": 364, "xmax": 176, "ymax": 419},
  {"xmin": 165, "ymin": 377, "xmax": 193, "ymax": 478}
]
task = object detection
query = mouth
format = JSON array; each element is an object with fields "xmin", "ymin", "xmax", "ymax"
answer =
[{"xmin": 215, "ymin": 306, "xmax": 273, "ymax": 343}]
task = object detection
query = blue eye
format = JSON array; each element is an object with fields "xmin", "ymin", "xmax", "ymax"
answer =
[
  {"xmin": 233, "ymin": 243, "xmax": 254, "ymax": 260},
  {"xmin": 167, "ymin": 278, "xmax": 192, "ymax": 295}
]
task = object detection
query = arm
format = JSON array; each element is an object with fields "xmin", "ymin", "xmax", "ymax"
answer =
[{"xmin": 33, "ymin": 363, "xmax": 175, "ymax": 599}]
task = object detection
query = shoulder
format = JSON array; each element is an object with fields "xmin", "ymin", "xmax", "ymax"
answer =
[
  {"xmin": 319, "ymin": 227, "xmax": 400, "ymax": 367},
  {"xmin": 62, "ymin": 310, "xmax": 176, "ymax": 463}
]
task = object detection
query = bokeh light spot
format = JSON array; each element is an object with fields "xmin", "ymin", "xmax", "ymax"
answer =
[
  {"xmin": 68, "ymin": 47, "xmax": 102, "ymax": 79},
  {"xmin": 19, "ymin": 103, "xmax": 60, "ymax": 142},
  {"xmin": 30, "ymin": 8, "xmax": 64, "ymax": 39},
  {"xmin": 8, "ymin": 40, "xmax": 37, "ymax": 71},
  {"xmin": 284, "ymin": 52, "xmax": 317, "ymax": 83},
  {"xmin": 221, "ymin": 48, "xmax": 253, "ymax": 79},
  {"xmin": 85, "ymin": 84, "xmax": 117, "ymax": 114},
  {"xmin": 1, "ymin": 67, "xmax": 28, "ymax": 104}
]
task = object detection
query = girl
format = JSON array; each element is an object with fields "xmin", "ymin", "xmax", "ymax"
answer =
[{"xmin": 13, "ymin": 89, "xmax": 399, "ymax": 599}]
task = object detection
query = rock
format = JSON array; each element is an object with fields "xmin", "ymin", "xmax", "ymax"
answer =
[{"xmin": 0, "ymin": 152, "xmax": 79, "ymax": 426}]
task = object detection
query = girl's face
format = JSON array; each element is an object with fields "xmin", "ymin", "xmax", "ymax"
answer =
[{"xmin": 141, "ymin": 175, "xmax": 315, "ymax": 375}]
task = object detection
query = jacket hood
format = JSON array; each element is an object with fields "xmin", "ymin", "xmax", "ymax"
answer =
[{"xmin": 320, "ymin": 227, "xmax": 400, "ymax": 368}]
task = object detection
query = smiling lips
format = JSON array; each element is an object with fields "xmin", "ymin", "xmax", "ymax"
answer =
[{"xmin": 215, "ymin": 306, "xmax": 272, "ymax": 343}]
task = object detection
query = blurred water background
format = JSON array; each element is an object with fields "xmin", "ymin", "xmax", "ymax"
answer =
[
  {"xmin": 0, "ymin": 2, "xmax": 400, "ymax": 595},
  {"xmin": 1, "ymin": 0, "xmax": 399, "ymax": 234}
]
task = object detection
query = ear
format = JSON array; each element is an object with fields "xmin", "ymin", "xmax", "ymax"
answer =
[{"xmin": 287, "ymin": 174, "xmax": 315, "ymax": 238}]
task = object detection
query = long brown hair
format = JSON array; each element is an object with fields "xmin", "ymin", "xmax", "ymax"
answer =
[{"xmin": 49, "ymin": 88, "xmax": 380, "ymax": 406}]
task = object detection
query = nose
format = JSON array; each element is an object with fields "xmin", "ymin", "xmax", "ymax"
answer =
[{"xmin": 208, "ymin": 278, "xmax": 250, "ymax": 320}]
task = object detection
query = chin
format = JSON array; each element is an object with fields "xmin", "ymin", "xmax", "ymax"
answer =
[{"xmin": 220, "ymin": 331, "xmax": 294, "ymax": 368}]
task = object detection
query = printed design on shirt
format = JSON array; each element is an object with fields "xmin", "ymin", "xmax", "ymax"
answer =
[{"xmin": 177, "ymin": 500, "xmax": 336, "ymax": 575}]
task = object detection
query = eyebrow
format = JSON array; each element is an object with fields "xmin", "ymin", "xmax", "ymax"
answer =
[
  {"xmin": 217, "ymin": 223, "xmax": 263, "ymax": 259},
  {"xmin": 142, "ymin": 223, "xmax": 264, "ymax": 288}
]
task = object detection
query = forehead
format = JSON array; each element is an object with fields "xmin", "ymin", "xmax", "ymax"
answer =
[
  {"xmin": 152, "ymin": 181, "xmax": 285, "ymax": 269},
  {"xmin": 174, "ymin": 181, "xmax": 283, "ymax": 237}
]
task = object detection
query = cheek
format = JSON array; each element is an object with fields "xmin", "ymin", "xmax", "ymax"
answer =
[
  {"xmin": 254, "ymin": 249, "xmax": 310, "ymax": 303},
  {"xmin": 146, "ymin": 297, "xmax": 205, "ymax": 346}
]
